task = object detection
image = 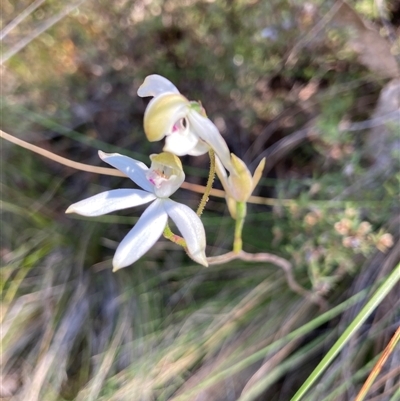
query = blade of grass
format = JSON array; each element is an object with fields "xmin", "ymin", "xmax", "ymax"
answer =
[
  {"xmin": 1, "ymin": 1, "xmax": 86, "ymax": 64},
  {"xmin": 238, "ymin": 333, "xmax": 330, "ymax": 401},
  {"xmin": 170, "ymin": 289, "xmax": 368, "ymax": 401},
  {"xmin": 354, "ymin": 325, "xmax": 400, "ymax": 401},
  {"xmin": 84, "ymin": 313, "xmax": 128, "ymax": 401},
  {"xmin": 290, "ymin": 262, "xmax": 400, "ymax": 401},
  {"xmin": 318, "ymin": 356, "xmax": 379, "ymax": 401},
  {"xmin": 0, "ymin": 0, "xmax": 46, "ymax": 40},
  {"xmin": 309, "ymin": 309, "xmax": 399, "ymax": 401},
  {"xmin": 390, "ymin": 384, "xmax": 400, "ymax": 401}
]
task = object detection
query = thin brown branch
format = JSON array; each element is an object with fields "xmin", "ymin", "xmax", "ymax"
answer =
[
  {"xmin": 0, "ymin": 129, "xmax": 294, "ymax": 206},
  {"xmin": 0, "ymin": 129, "xmax": 123, "ymax": 177},
  {"xmin": 207, "ymin": 250, "xmax": 323, "ymax": 306}
]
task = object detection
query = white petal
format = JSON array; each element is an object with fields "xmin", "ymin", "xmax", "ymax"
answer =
[
  {"xmin": 187, "ymin": 111, "xmax": 233, "ymax": 172},
  {"xmin": 163, "ymin": 199, "xmax": 208, "ymax": 266},
  {"xmin": 99, "ymin": 151, "xmax": 154, "ymax": 193},
  {"xmin": 113, "ymin": 199, "xmax": 168, "ymax": 270},
  {"xmin": 187, "ymin": 140, "xmax": 209, "ymax": 156},
  {"xmin": 137, "ymin": 74, "xmax": 180, "ymax": 97},
  {"xmin": 66, "ymin": 189, "xmax": 156, "ymax": 216},
  {"xmin": 163, "ymin": 131, "xmax": 199, "ymax": 156}
]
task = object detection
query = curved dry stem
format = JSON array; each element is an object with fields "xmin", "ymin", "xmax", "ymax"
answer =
[
  {"xmin": 0, "ymin": 129, "xmax": 295, "ymax": 206},
  {"xmin": 207, "ymin": 250, "xmax": 324, "ymax": 306}
]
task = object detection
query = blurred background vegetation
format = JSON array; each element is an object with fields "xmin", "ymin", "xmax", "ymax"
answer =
[{"xmin": 1, "ymin": 0, "xmax": 399, "ymax": 400}]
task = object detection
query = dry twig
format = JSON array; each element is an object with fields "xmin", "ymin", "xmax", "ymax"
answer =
[{"xmin": 207, "ymin": 250, "xmax": 324, "ymax": 306}]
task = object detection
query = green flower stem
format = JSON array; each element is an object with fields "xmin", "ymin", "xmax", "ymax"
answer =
[
  {"xmin": 233, "ymin": 201, "xmax": 247, "ymax": 253},
  {"xmin": 196, "ymin": 149, "xmax": 215, "ymax": 216},
  {"xmin": 163, "ymin": 224, "xmax": 186, "ymax": 248}
]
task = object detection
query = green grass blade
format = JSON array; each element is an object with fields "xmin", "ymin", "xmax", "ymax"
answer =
[
  {"xmin": 290, "ymin": 262, "xmax": 400, "ymax": 401},
  {"xmin": 390, "ymin": 385, "xmax": 400, "ymax": 401},
  {"xmin": 169, "ymin": 289, "xmax": 368, "ymax": 401}
]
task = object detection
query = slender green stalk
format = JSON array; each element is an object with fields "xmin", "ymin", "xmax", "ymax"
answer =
[
  {"xmin": 233, "ymin": 201, "xmax": 246, "ymax": 253},
  {"xmin": 290, "ymin": 262, "xmax": 400, "ymax": 401},
  {"xmin": 196, "ymin": 149, "xmax": 215, "ymax": 216},
  {"xmin": 163, "ymin": 224, "xmax": 186, "ymax": 247}
]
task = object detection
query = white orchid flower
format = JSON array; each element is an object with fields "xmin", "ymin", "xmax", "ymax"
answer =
[
  {"xmin": 66, "ymin": 151, "xmax": 208, "ymax": 270},
  {"xmin": 137, "ymin": 74, "xmax": 232, "ymax": 171}
]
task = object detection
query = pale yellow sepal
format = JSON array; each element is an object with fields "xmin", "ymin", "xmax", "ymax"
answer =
[
  {"xmin": 229, "ymin": 154, "xmax": 254, "ymax": 202},
  {"xmin": 226, "ymin": 195, "xmax": 238, "ymax": 219},
  {"xmin": 144, "ymin": 93, "xmax": 189, "ymax": 142},
  {"xmin": 251, "ymin": 157, "xmax": 266, "ymax": 191}
]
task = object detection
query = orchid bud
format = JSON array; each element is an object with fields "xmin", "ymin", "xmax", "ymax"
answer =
[{"xmin": 216, "ymin": 154, "xmax": 266, "ymax": 219}]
